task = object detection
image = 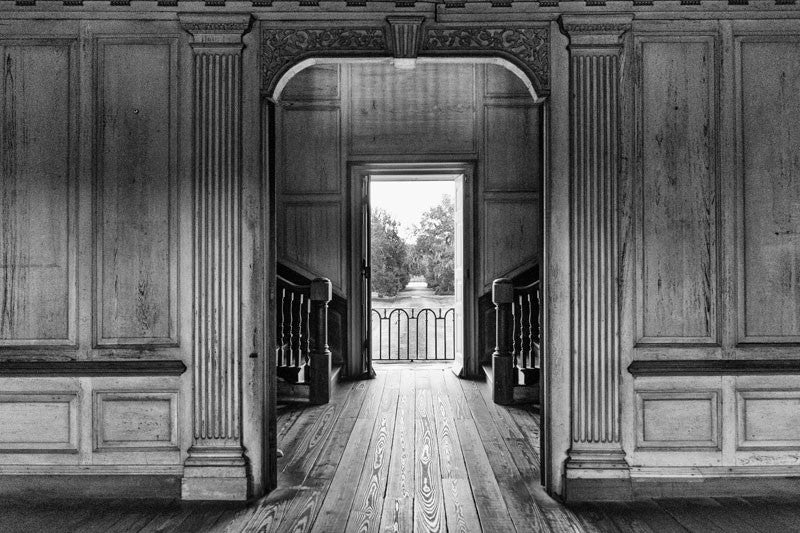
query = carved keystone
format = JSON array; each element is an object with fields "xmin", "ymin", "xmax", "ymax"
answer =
[{"xmin": 387, "ymin": 16, "xmax": 425, "ymax": 58}]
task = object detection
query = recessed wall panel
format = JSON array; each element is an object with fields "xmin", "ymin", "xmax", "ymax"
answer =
[
  {"xmin": 0, "ymin": 42, "xmax": 76, "ymax": 346},
  {"xmin": 349, "ymin": 63, "xmax": 476, "ymax": 155},
  {"xmin": 482, "ymin": 197, "xmax": 539, "ymax": 287},
  {"xmin": 280, "ymin": 106, "xmax": 341, "ymax": 194},
  {"xmin": 637, "ymin": 38, "xmax": 718, "ymax": 344},
  {"xmin": 740, "ymin": 39, "xmax": 800, "ymax": 342},
  {"xmin": 94, "ymin": 391, "xmax": 178, "ymax": 451},
  {"xmin": 636, "ymin": 391, "xmax": 719, "ymax": 449},
  {"xmin": 738, "ymin": 390, "xmax": 800, "ymax": 448},
  {"xmin": 484, "ymin": 105, "xmax": 541, "ymax": 192},
  {"xmin": 0, "ymin": 393, "xmax": 78, "ymax": 452},
  {"xmin": 95, "ymin": 39, "xmax": 178, "ymax": 347},
  {"xmin": 279, "ymin": 202, "xmax": 343, "ymax": 290}
]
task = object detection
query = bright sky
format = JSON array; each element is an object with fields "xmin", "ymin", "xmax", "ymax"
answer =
[{"xmin": 370, "ymin": 180, "xmax": 454, "ymax": 242}]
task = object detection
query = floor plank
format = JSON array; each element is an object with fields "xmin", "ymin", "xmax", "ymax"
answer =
[
  {"xmin": 379, "ymin": 368, "xmax": 417, "ymax": 533},
  {"xmin": 413, "ymin": 371, "xmax": 447, "ymax": 533},
  {"xmin": 7, "ymin": 364, "xmax": 800, "ymax": 533}
]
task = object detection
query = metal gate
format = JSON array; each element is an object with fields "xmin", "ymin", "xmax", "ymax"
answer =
[{"xmin": 371, "ymin": 307, "xmax": 455, "ymax": 360}]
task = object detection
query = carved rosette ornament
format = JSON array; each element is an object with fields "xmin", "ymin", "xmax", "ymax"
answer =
[
  {"xmin": 561, "ymin": 14, "xmax": 632, "ymax": 491},
  {"xmin": 179, "ymin": 13, "xmax": 252, "ymax": 501},
  {"xmin": 260, "ymin": 18, "xmax": 550, "ymax": 97}
]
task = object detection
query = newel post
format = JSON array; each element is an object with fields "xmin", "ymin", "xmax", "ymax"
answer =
[
  {"xmin": 492, "ymin": 278, "xmax": 514, "ymax": 405},
  {"xmin": 309, "ymin": 278, "xmax": 333, "ymax": 405},
  {"xmin": 180, "ymin": 13, "xmax": 252, "ymax": 501}
]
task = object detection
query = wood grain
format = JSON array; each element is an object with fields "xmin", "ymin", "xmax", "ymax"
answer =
[
  {"xmin": 0, "ymin": 42, "xmax": 75, "ymax": 346},
  {"xmin": 96, "ymin": 39, "xmax": 177, "ymax": 346},
  {"xmin": 739, "ymin": 39, "xmax": 800, "ymax": 341},
  {"xmin": 637, "ymin": 37, "xmax": 718, "ymax": 344}
]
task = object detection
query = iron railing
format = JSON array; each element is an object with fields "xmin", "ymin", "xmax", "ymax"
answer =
[{"xmin": 371, "ymin": 307, "xmax": 455, "ymax": 360}]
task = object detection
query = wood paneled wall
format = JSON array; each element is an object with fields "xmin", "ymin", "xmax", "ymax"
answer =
[
  {"xmin": 0, "ymin": 21, "xmax": 192, "ymax": 479},
  {"xmin": 276, "ymin": 62, "xmax": 541, "ymax": 296},
  {"xmin": 624, "ymin": 20, "xmax": 800, "ymax": 475}
]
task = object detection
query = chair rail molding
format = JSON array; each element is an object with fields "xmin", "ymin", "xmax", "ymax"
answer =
[
  {"xmin": 561, "ymin": 14, "xmax": 633, "ymax": 489},
  {"xmin": 179, "ymin": 12, "xmax": 252, "ymax": 502}
]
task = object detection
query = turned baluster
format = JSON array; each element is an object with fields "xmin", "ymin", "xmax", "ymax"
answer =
[
  {"xmin": 309, "ymin": 278, "xmax": 332, "ymax": 405},
  {"xmin": 492, "ymin": 278, "xmax": 514, "ymax": 405}
]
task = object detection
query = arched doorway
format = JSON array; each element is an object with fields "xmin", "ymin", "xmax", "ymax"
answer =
[{"xmin": 262, "ymin": 17, "xmax": 552, "ymax": 497}]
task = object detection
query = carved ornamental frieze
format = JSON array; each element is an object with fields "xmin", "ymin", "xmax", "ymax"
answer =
[
  {"xmin": 260, "ymin": 18, "xmax": 550, "ymax": 96},
  {"xmin": 422, "ymin": 27, "xmax": 549, "ymax": 90}
]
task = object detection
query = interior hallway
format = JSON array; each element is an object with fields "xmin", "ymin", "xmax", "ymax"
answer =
[{"xmin": 2, "ymin": 365, "xmax": 800, "ymax": 532}]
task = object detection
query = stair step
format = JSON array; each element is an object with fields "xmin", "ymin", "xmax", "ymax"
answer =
[
  {"xmin": 278, "ymin": 363, "xmax": 343, "ymax": 403},
  {"xmin": 482, "ymin": 363, "xmax": 540, "ymax": 404}
]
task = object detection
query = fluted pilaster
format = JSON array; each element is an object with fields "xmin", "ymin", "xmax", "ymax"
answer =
[
  {"xmin": 180, "ymin": 13, "xmax": 251, "ymax": 501},
  {"xmin": 561, "ymin": 15, "xmax": 631, "ymax": 481}
]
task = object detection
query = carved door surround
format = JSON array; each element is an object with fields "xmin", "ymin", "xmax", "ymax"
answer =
[{"xmin": 260, "ymin": 16, "xmax": 551, "ymax": 99}]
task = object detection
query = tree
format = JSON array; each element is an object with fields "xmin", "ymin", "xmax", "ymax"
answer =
[
  {"xmin": 370, "ymin": 208, "xmax": 411, "ymax": 297},
  {"xmin": 413, "ymin": 195, "xmax": 455, "ymax": 295}
]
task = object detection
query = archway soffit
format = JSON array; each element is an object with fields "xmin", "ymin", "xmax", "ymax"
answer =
[{"xmin": 261, "ymin": 17, "xmax": 549, "ymax": 98}]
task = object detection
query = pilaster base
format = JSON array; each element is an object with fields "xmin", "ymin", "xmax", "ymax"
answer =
[
  {"xmin": 564, "ymin": 448, "xmax": 631, "ymax": 501},
  {"xmin": 181, "ymin": 446, "xmax": 248, "ymax": 501},
  {"xmin": 566, "ymin": 448, "xmax": 630, "ymax": 478}
]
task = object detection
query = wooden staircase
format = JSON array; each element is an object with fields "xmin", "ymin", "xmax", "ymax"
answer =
[
  {"xmin": 482, "ymin": 363, "xmax": 539, "ymax": 404},
  {"xmin": 485, "ymin": 275, "xmax": 542, "ymax": 405},
  {"xmin": 276, "ymin": 274, "xmax": 337, "ymax": 405},
  {"xmin": 278, "ymin": 363, "xmax": 343, "ymax": 404}
]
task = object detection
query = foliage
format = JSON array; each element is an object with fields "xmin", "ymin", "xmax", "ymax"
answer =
[
  {"xmin": 412, "ymin": 195, "xmax": 455, "ymax": 295},
  {"xmin": 370, "ymin": 208, "xmax": 411, "ymax": 297}
]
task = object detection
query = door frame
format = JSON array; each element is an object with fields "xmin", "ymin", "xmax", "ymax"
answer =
[{"xmin": 348, "ymin": 162, "xmax": 477, "ymax": 379}]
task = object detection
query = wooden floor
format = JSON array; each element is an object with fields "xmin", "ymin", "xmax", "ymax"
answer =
[{"xmin": 3, "ymin": 364, "xmax": 800, "ymax": 532}]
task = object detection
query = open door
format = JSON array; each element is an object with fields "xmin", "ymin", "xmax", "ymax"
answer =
[
  {"xmin": 360, "ymin": 173, "xmax": 374, "ymax": 377},
  {"xmin": 349, "ymin": 163, "xmax": 475, "ymax": 378},
  {"xmin": 453, "ymin": 174, "xmax": 465, "ymax": 375}
]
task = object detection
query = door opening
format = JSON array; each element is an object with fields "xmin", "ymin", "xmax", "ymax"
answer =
[
  {"xmin": 369, "ymin": 177, "xmax": 462, "ymax": 363},
  {"xmin": 350, "ymin": 163, "xmax": 474, "ymax": 378}
]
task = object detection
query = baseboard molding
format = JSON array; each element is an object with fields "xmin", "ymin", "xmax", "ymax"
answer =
[
  {"xmin": 0, "ymin": 474, "xmax": 181, "ymax": 500},
  {"xmin": 564, "ymin": 470, "xmax": 800, "ymax": 501},
  {"xmin": 0, "ymin": 464, "xmax": 183, "ymax": 475}
]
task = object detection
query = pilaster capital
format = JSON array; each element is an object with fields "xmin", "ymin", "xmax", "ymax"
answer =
[
  {"xmin": 560, "ymin": 15, "xmax": 632, "ymax": 51},
  {"xmin": 179, "ymin": 13, "xmax": 252, "ymax": 53}
]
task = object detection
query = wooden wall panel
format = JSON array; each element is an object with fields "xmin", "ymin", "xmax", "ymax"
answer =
[
  {"xmin": 279, "ymin": 202, "xmax": 343, "ymax": 290},
  {"xmin": 484, "ymin": 64, "xmax": 530, "ymax": 98},
  {"xmin": 94, "ymin": 391, "xmax": 178, "ymax": 451},
  {"xmin": 739, "ymin": 39, "xmax": 800, "ymax": 342},
  {"xmin": 482, "ymin": 197, "xmax": 539, "ymax": 288},
  {"xmin": 0, "ymin": 393, "xmax": 78, "ymax": 452},
  {"xmin": 484, "ymin": 105, "xmax": 540, "ymax": 192},
  {"xmin": 0, "ymin": 42, "xmax": 76, "ymax": 346},
  {"xmin": 737, "ymin": 390, "xmax": 800, "ymax": 448},
  {"xmin": 637, "ymin": 38, "xmax": 718, "ymax": 344},
  {"xmin": 636, "ymin": 391, "xmax": 719, "ymax": 449},
  {"xmin": 349, "ymin": 63, "xmax": 476, "ymax": 155},
  {"xmin": 95, "ymin": 39, "xmax": 178, "ymax": 347},
  {"xmin": 281, "ymin": 64, "xmax": 340, "ymax": 101},
  {"xmin": 280, "ymin": 106, "xmax": 341, "ymax": 194}
]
